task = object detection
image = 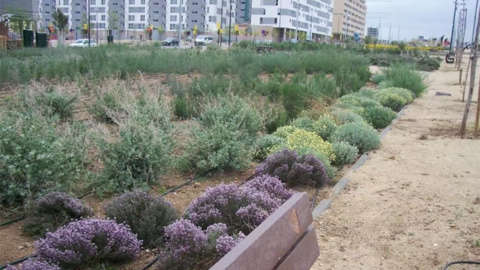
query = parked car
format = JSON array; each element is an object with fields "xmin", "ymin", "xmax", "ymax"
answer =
[
  {"xmin": 162, "ymin": 38, "xmax": 179, "ymax": 46},
  {"xmin": 69, "ymin": 39, "xmax": 97, "ymax": 47},
  {"xmin": 195, "ymin": 35, "xmax": 215, "ymax": 46}
]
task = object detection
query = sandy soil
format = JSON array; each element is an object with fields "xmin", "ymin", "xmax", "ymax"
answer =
[{"xmin": 312, "ymin": 60, "xmax": 480, "ymax": 269}]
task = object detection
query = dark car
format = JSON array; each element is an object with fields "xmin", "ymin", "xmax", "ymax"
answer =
[{"xmin": 162, "ymin": 38, "xmax": 179, "ymax": 46}]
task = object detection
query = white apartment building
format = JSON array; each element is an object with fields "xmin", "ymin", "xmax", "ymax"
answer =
[{"xmin": 251, "ymin": 0, "xmax": 333, "ymax": 42}]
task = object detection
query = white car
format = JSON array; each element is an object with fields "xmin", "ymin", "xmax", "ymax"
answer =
[
  {"xmin": 70, "ymin": 39, "xmax": 98, "ymax": 47},
  {"xmin": 195, "ymin": 35, "xmax": 214, "ymax": 46}
]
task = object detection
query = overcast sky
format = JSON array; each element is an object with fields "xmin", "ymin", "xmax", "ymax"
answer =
[{"xmin": 366, "ymin": 0, "xmax": 478, "ymax": 41}]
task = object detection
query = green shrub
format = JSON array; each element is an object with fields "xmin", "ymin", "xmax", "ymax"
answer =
[
  {"xmin": 361, "ymin": 106, "xmax": 397, "ymax": 129},
  {"xmin": 332, "ymin": 142, "xmax": 359, "ymax": 167},
  {"xmin": 330, "ymin": 108, "xmax": 365, "ymax": 125},
  {"xmin": 35, "ymin": 89, "xmax": 77, "ymax": 120},
  {"xmin": 383, "ymin": 64, "xmax": 427, "ymax": 96},
  {"xmin": 97, "ymin": 121, "xmax": 173, "ymax": 193},
  {"xmin": 371, "ymin": 74, "xmax": 386, "ymax": 84},
  {"xmin": 331, "ymin": 122, "xmax": 381, "ymax": 153},
  {"xmin": 265, "ymin": 108, "xmax": 288, "ymax": 134},
  {"xmin": 90, "ymin": 91, "xmax": 123, "ymax": 123},
  {"xmin": 286, "ymin": 129, "xmax": 335, "ymax": 162},
  {"xmin": 272, "ymin": 125, "xmax": 298, "ymax": 139},
  {"xmin": 180, "ymin": 96, "xmax": 262, "ymax": 174},
  {"xmin": 253, "ymin": 135, "xmax": 287, "ymax": 161},
  {"xmin": 105, "ymin": 191, "xmax": 178, "ymax": 248},
  {"xmin": 291, "ymin": 117, "xmax": 316, "ymax": 131},
  {"xmin": 374, "ymin": 92, "xmax": 407, "ymax": 112},
  {"xmin": 312, "ymin": 115, "xmax": 338, "ymax": 141},
  {"xmin": 0, "ymin": 112, "xmax": 88, "ymax": 206}
]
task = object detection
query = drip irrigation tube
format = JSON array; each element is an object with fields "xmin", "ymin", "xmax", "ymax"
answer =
[
  {"xmin": 0, "ymin": 254, "xmax": 37, "ymax": 269},
  {"xmin": 0, "ymin": 216, "xmax": 25, "ymax": 228},
  {"xmin": 160, "ymin": 178, "xmax": 194, "ymax": 196},
  {"xmin": 442, "ymin": 260, "xmax": 480, "ymax": 270},
  {"xmin": 140, "ymin": 256, "xmax": 160, "ymax": 270}
]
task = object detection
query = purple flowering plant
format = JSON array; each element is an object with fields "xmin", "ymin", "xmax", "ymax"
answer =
[
  {"xmin": 256, "ymin": 148, "xmax": 330, "ymax": 188},
  {"xmin": 35, "ymin": 219, "xmax": 142, "ymax": 268},
  {"xmin": 23, "ymin": 192, "xmax": 93, "ymax": 237},
  {"xmin": 6, "ymin": 259, "xmax": 60, "ymax": 270}
]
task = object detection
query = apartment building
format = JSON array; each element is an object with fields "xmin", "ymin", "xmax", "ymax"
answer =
[
  {"xmin": 332, "ymin": 0, "xmax": 366, "ymax": 39},
  {"xmin": 250, "ymin": 0, "xmax": 334, "ymax": 42},
  {"xmin": 37, "ymin": 0, "xmax": 332, "ymax": 41}
]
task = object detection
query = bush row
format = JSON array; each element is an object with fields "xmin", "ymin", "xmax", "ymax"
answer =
[{"xmin": 14, "ymin": 175, "xmax": 292, "ymax": 269}]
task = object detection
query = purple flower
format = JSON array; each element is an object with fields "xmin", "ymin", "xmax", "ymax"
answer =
[
  {"xmin": 6, "ymin": 259, "xmax": 60, "ymax": 270},
  {"xmin": 35, "ymin": 219, "xmax": 142, "ymax": 268},
  {"xmin": 256, "ymin": 149, "xmax": 330, "ymax": 188},
  {"xmin": 215, "ymin": 232, "xmax": 246, "ymax": 256}
]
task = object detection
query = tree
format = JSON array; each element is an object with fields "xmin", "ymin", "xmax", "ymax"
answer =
[
  {"xmin": 298, "ymin": 31, "xmax": 307, "ymax": 41},
  {"xmin": 156, "ymin": 26, "xmax": 164, "ymax": 40},
  {"xmin": 52, "ymin": 9, "xmax": 69, "ymax": 47},
  {"xmin": 108, "ymin": 11, "xmax": 119, "ymax": 38}
]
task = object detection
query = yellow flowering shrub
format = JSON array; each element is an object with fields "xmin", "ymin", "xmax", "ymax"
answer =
[
  {"xmin": 286, "ymin": 129, "xmax": 335, "ymax": 162},
  {"xmin": 272, "ymin": 125, "xmax": 298, "ymax": 139}
]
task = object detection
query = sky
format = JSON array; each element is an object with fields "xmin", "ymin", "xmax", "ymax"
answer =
[{"xmin": 366, "ymin": 0, "xmax": 479, "ymax": 42}]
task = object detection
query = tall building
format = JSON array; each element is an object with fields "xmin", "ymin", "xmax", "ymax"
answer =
[
  {"xmin": 0, "ymin": 0, "xmax": 39, "ymax": 17},
  {"xmin": 332, "ymin": 0, "xmax": 366, "ymax": 39},
  {"xmin": 366, "ymin": 27, "xmax": 378, "ymax": 39},
  {"xmin": 36, "ymin": 0, "xmax": 333, "ymax": 41},
  {"xmin": 251, "ymin": 0, "xmax": 333, "ymax": 42}
]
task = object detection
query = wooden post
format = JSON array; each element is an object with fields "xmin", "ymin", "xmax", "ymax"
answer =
[
  {"xmin": 460, "ymin": 5, "xmax": 480, "ymax": 137},
  {"xmin": 459, "ymin": 69, "xmax": 463, "ymax": 85}
]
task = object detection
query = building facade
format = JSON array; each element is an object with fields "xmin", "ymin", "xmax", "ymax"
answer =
[
  {"xmin": 36, "ymin": 0, "xmax": 333, "ymax": 41},
  {"xmin": 366, "ymin": 27, "xmax": 378, "ymax": 39},
  {"xmin": 332, "ymin": 0, "xmax": 366, "ymax": 39},
  {"xmin": 250, "ymin": 0, "xmax": 333, "ymax": 42}
]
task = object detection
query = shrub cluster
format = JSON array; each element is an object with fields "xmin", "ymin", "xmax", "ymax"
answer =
[
  {"xmin": 382, "ymin": 64, "xmax": 427, "ymax": 97},
  {"xmin": 0, "ymin": 111, "xmax": 87, "ymax": 207},
  {"xmin": 186, "ymin": 175, "xmax": 292, "ymax": 233},
  {"xmin": 105, "ymin": 191, "xmax": 178, "ymax": 248},
  {"xmin": 158, "ymin": 219, "xmax": 245, "ymax": 270},
  {"xmin": 252, "ymin": 135, "xmax": 287, "ymax": 161},
  {"xmin": 35, "ymin": 89, "xmax": 78, "ymax": 120},
  {"xmin": 180, "ymin": 96, "xmax": 262, "ymax": 174},
  {"xmin": 332, "ymin": 141, "xmax": 359, "ymax": 167},
  {"xmin": 23, "ymin": 192, "xmax": 93, "ymax": 237},
  {"xmin": 375, "ymin": 87, "xmax": 414, "ymax": 112},
  {"xmin": 286, "ymin": 129, "xmax": 335, "ymax": 161},
  {"xmin": 256, "ymin": 149, "xmax": 330, "ymax": 188},
  {"xmin": 331, "ymin": 122, "xmax": 381, "ymax": 153},
  {"xmin": 35, "ymin": 219, "xmax": 142, "ymax": 268}
]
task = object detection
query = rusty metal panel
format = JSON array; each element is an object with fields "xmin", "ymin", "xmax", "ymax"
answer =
[
  {"xmin": 210, "ymin": 192, "xmax": 313, "ymax": 270},
  {"xmin": 274, "ymin": 226, "xmax": 320, "ymax": 270}
]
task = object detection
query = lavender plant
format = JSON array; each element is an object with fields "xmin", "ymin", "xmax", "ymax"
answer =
[
  {"xmin": 105, "ymin": 191, "xmax": 178, "ymax": 248},
  {"xmin": 255, "ymin": 149, "xmax": 330, "ymax": 188},
  {"xmin": 23, "ymin": 192, "xmax": 93, "ymax": 237},
  {"xmin": 35, "ymin": 219, "xmax": 142, "ymax": 268},
  {"xmin": 186, "ymin": 175, "xmax": 292, "ymax": 233},
  {"xmin": 6, "ymin": 259, "xmax": 60, "ymax": 270}
]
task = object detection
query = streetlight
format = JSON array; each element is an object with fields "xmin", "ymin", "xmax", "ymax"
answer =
[
  {"xmin": 228, "ymin": 0, "xmax": 232, "ymax": 46},
  {"xmin": 88, "ymin": 0, "xmax": 91, "ymax": 47},
  {"xmin": 295, "ymin": 2, "xmax": 300, "ymax": 40},
  {"xmin": 178, "ymin": 0, "xmax": 183, "ymax": 47}
]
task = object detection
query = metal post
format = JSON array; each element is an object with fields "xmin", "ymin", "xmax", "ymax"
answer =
[
  {"xmin": 228, "ymin": 0, "xmax": 232, "ymax": 46},
  {"xmin": 449, "ymin": 0, "xmax": 458, "ymax": 54},
  {"xmin": 96, "ymin": 9, "xmax": 99, "ymax": 44},
  {"xmin": 178, "ymin": 0, "xmax": 182, "ymax": 47},
  {"xmin": 88, "ymin": 0, "xmax": 91, "ymax": 47},
  {"xmin": 220, "ymin": 1, "xmax": 224, "ymax": 45},
  {"xmin": 295, "ymin": 2, "xmax": 299, "ymax": 40}
]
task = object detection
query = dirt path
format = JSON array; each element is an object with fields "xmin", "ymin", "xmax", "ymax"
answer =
[{"xmin": 312, "ymin": 60, "xmax": 480, "ymax": 270}]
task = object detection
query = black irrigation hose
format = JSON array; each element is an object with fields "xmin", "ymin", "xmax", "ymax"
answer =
[
  {"xmin": 140, "ymin": 256, "xmax": 160, "ymax": 270},
  {"xmin": 237, "ymin": 173, "xmax": 258, "ymax": 188},
  {"xmin": 0, "ymin": 216, "xmax": 26, "ymax": 227},
  {"xmin": 160, "ymin": 178, "xmax": 194, "ymax": 197},
  {"xmin": 442, "ymin": 260, "xmax": 480, "ymax": 270},
  {"xmin": 0, "ymin": 254, "xmax": 37, "ymax": 269}
]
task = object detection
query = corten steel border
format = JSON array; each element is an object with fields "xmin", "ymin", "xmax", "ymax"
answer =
[
  {"xmin": 210, "ymin": 192, "xmax": 319, "ymax": 270},
  {"xmin": 312, "ymin": 105, "xmax": 409, "ymax": 218}
]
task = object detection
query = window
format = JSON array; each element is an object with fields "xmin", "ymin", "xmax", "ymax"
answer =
[
  {"xmin": 129, "ymin": 0, "xmax": 135, "ymax": 4},
  {"xmin": 101, "ymin": 0, "xmax": 106, "ymax": 4},
  {"xmin": 140, "ymin": 15, "xmax": 145, "ymax": 21},
  {"xmin": 91, "ymin": 15, "xmax": 96, "ymax": 20},
  {"xmin": 63, "ymin": 0, "xmax": 68, "ymax": 5},
  {"xmin": 170, "ymin": 15, "xmax": 177, "ymax": 21},
  {"xmin": 101, "ymin": 15, "xmax": 106, "ymax": 21},
  {"xmin": 171, "ymin": 0, "xmax": 178, "ymax": 4},
  {"xmin": 141, "ymin": 0, "xmax": 146, "ymax": 4},
  {"xmin": 129, "ymin": 15, "xmax": 135, "ymax": 21},
  {"xmin": 128, "ymin": 23, "xmax": 134, "ymax": 29},
  {"xmin": 91, "ymin": 0, "xmax": 96, "ymax": 4}
]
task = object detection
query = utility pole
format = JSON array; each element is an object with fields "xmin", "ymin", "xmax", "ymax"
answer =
[
  {"xmin": 449, "ymin": 0, "xmax": 459, "ymax": 54},
  {"xmin": 295, "ymin": 2, "xmax": 300, "ymax": 40},
  {"xmin": 220, "ymin": 1, "xmax": 224, "ymax": 45},
  {"xmin": 88, "ymin": 0, "xmax": 91, "ymax": 47},
  {"xmin": 460, "ymin": 0, "xmax": 480, "ymax": 137},
  {"xmin": 178, "ymin": 0, "xmax": 183, "ymax": 47},
  {"xmin": 228, "ymin": 0, "xmax": 232, "ymax": 46}
]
